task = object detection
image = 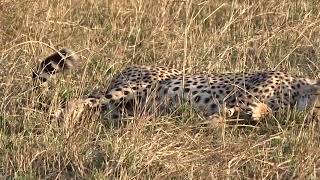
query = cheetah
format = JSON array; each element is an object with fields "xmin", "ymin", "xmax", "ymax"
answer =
[{"xmin": 32, "ymin": 48, "xmax": 320, "ymax": 123}]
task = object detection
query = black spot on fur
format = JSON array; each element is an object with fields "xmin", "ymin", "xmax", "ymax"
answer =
[
  {"xmin": 105, "ymin": 94, "xmax": 113, "ymax": 99},
  {"xmin": 229, "ymin": 97, "xmax": 236, "ymax": 104},
  {"xmin": 267, "ymin": 80, "xmax": 273, "ymax": 84},
  {"xmin": 197, "ymin": 85, "xmax": 204, "ymax": 89},
  {"xmin": 124, "ymin": 90, "xmax": 130, "ymax": 95},
  {"xmin": 210, "ymin": 103, "xmax": 217, "ymax": 110},
  {"xmin": 204, "ymin": 97, "xmax": 211, "ymax": 104},
  {"xmin": 184, "ymin": 88, "xmax": 190, "ymax": 93},
  {"xmin": 194, "ymin": 96, "xmax": 201, "ymax": 103},
  {"xmin": 172, "ymin": 87, "xmax": 179, "ymax": 91},
  {"xmin": 163, "ymin": 88, "xmax": 168, "ymax": 94}
]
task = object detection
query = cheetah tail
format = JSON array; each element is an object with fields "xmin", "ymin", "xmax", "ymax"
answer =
[{"xmin": 32, "ymin": 48, "xmax": 79, "ymax": 82}]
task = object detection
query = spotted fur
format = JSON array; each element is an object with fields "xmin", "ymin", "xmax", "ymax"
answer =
[{"xmin": 33, "ymin": 48, "xmax": 320, "ymax": 122}]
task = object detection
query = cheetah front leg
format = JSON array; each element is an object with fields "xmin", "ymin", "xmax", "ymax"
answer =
[
  {"xmin": 207, "ymin": 104, "xmax": 239, "ymax": 123},
  {"xmin": 234, "ymin": 102, "xmax": 272, "ymax": 121},
  {"xmin": 208, "ymin": 102, "xmax": 271, "ymax": 124},
  {"xmin": 248, "ymin": 102, "xmax": 272, "ymax": 121}
]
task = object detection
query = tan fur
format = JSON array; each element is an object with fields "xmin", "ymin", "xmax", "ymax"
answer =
[{"xmin": 34, "ymin": 48, "xmax": 320, "ymax": 123}]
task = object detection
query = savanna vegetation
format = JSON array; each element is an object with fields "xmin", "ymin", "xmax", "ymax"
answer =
[{"xmin": 1, "ymin": 0, "xmax": 320, "ymax": 179}]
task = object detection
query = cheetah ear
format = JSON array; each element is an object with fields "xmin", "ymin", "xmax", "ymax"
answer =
[{"xmin": 32, "ymin": 48, "xmax": 79, "ymax": 82}]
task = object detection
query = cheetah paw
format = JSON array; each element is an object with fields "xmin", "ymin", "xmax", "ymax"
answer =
[{"xmin": 248, "ymin": 102, "xmax": 272, "ymax": 121}]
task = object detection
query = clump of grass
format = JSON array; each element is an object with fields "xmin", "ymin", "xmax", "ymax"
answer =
[{"xmin": 1, "ymin": 0, "xmax": 320, "ymax": 179}]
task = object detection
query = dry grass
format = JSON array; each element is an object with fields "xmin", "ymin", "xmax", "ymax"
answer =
[{"xmin": 1, "ymin": 0, "xmax": 320, "ymax": 179}]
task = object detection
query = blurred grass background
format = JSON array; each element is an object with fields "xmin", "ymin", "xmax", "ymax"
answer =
[{"xmin": 1, "ymin": 0, "xmax": 320, "ymax": 179}]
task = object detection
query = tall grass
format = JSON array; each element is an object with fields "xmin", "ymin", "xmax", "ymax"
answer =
[{"xmin": 1, "ymin": 0, "xmax": 320, "ymax": 179}]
